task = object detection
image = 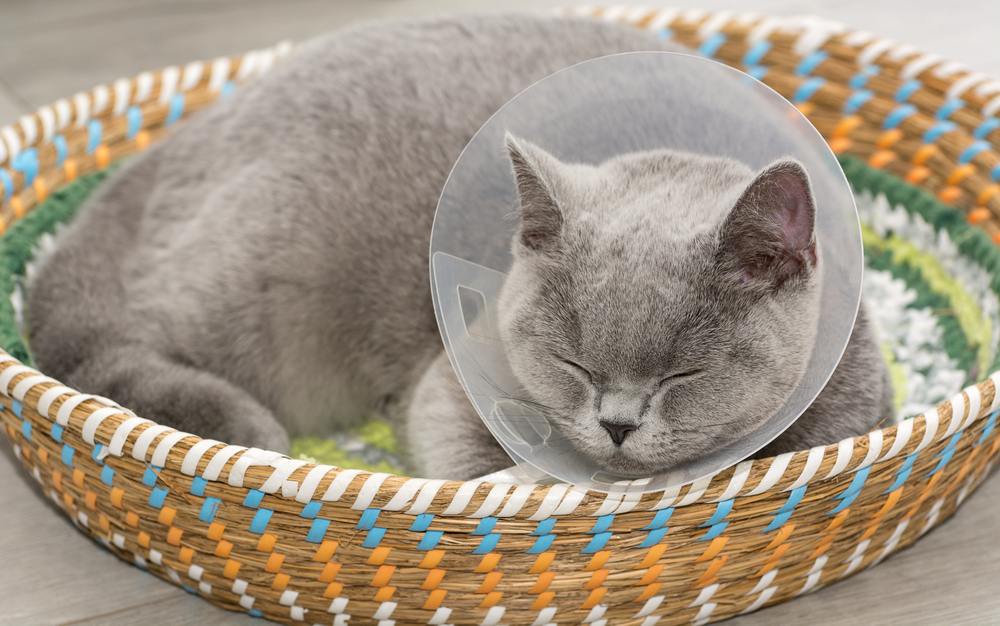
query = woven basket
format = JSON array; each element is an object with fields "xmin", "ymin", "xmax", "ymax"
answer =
[{"xmin": 2, "ymin": 7, "xmax": 1000, "ymax": 625}]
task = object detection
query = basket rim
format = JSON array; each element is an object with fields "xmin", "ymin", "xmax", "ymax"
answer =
[{"xmin": 0, "ymin": 6, "xmax": 999, "ymax": 523}]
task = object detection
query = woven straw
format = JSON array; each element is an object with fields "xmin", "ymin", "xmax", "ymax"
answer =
[{"xmin": 2, "ymin": 7, "xmax": 1000, "ymax": 625}]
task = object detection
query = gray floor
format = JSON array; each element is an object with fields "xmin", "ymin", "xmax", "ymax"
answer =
[{"xmin": 1, "ymin": 1, "xmax": 999, "ymax": 624}]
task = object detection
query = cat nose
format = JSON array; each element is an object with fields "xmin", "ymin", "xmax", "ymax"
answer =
[{"xmin": 600, "ymin": 421, "xmax": 637, "ymax": 446}]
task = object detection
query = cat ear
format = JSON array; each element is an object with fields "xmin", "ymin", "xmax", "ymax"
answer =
[
  {"xmin": 720, "ymin": 159, "xmax": 818, "ymax": 288},
  {"xmin": 505, "ymin": 133, "xmax": 563, "ymax": 253}
]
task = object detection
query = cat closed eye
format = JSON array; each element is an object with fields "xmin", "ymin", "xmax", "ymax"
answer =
[
  {"xmin": 658, "ymin": 370, "xmax": 704, "ymax": 386},
  {"xmin": 560, "ymin": 359, "xmax": 595, "ymax": 384}
]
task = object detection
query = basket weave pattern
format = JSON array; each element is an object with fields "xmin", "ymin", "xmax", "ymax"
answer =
[{"xmin": 1, "ymin": 7, "xmax": 1000, "ymax": 625}]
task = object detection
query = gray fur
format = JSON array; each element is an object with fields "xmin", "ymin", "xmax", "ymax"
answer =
[{"xmin": 27, "ymin": 14, "xmax": 893, "ymax": 480}]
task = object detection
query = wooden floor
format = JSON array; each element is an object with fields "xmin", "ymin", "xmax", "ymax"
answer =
[{"xmin": 1, "ymin": 1, "xmax": 999, "ymax": 624}]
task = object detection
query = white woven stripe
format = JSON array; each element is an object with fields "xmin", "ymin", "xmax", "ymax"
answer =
[
  {"xmin": 649, "ymin": 483, "xmax": 683, "ymax": 510},
  {"xmin": 11, "ymin": 375, "xmax": 56, "ymax": 400},
  {"xmin": 469, "ymin": 483, "xmax": 514, "ymax": 518},
  {"xmin": 209, "ymin": 57, "xmax": 231, "ymax": 92},
  {"xmin": 430, "ymin": 607, "xmax": 454, "ymax": 625},
  {"xmin": 880, "ymin": 418, "xmax": 914, "ymax": 462},
  {"xmin": 852, "ymin": 430, "xmax": 882, "ymax": 472},
  {"xmin": 497, "ymin": 484, "xmax": 537, "ymax": 517},
  {"xmin": 480, "ymin": 606, "xmax": 505, "ymax": 626},
  {"xmin": 886, "ymin": 43, "xmax": 919, "ymax": 62},
  {"xmin": 0, "ymin": 364, "xmax": 35, "ymax": 395},
  {"xmin": 745, "ymin": 453, "xmax": 794, "ymax": 496},
  {"xmin": 796, "ymin": 571, "xmax": 822, "ymax": 596},
  {"xmin": 645, "ymin": 8, "xmax": 681, "ymax": 31},
  {"xmin": 747, "ymin": 16, "xmax": 781, "ymax": 43},
  {"xmin": 983, "ymin": 93, "xmax": 1000, "ymax": 118},
  {"xmin": 256, "ymin": 49, "xmax": 276, "ymax": 75},
  {"xmin": 940, "ymin": 393, "xmax": 966, "ymax": 440},
  {"xmin": 873, "ymin": 519, "xmax": 909, "ymax": 567},
  {"xmin": 381, "ymin": 477, "xmax": 428, "ymax": 511},
  {"xmin": 746, "ymin": 570, "xmax": 778, "ymax": 596},
  {"xmin": 688, "ymin": 583, "xmax": 719, "ymax": 607},
  {"xmin": 180, "ymin": 61, "xmax": 204, "ymax": 91},
  {"xmin": 92, "ymin": 85, "xmax": 110, "ymax": 114},
  {"xmin": 407, "ymin": 479, "xmax": 447, "ymax": 514},
  {"xmin": 108, "ymin": 417, "xmax": 153, "ymax": 456},
  {"xmin": 933, "ymin": 61, "xmax": 969, "ymax": 79},
  {"xmin": 202, "ymin": 445, "xmax": 247, "ymax": 481},
  {"xmin": 740, "ymin": 586, "xmax": 777, "ymax": 614},
  {"xmin": 236, "ymin": 51, "xmax": 259, "ymax": 81},
  {"xmin": 55, "ymin": 393, "xmax": 97, "ymax": 426},
  {"xmin": 613, "ymin": 480, "xmax": 650, "ymax": 514},
  {"xmin": 274, "ymin": 40, "xmax": 294, "ymax": 59},
  {"xmin": 53, "ymin": 99, "xmax": 72, "ymax": 129},
  {"xmin": 901, "ymin": 53, "xmax": 943, "ymax": 79},
  {"xmin": 227, "ymin": 447, "xmax": 264, "ymax": 488},
  {"xmin": 531, "ymin": 607, "xmax": 557, "ymax": 626},
  {"xmin": 973, "ymin": 79, "xmax": 1000, "ymax": 97},
  {"xmin": 321, "ymin": 468, "xmax": 365, "ymax": 502},
  {"xmin": 158, "ymin": 66, "xmax": 180, "ymax": 104},
  {"xmin": 679, "ymin": 8, "xmax": 708, "ymax": 25},
  {"xmin": 677, "ymin": 472, "xmax": 717, "ymax": 506},
  {"xmin": 697, "ymin": 10, "xmax": 734, "ymax": 39},
  {"xmin": 711, "ymin": 460, "xmax": 753, "ymax": 501},
  {"xmin": 633, "ymin": 595, "xmax": 664, "ymax": 618},
  {"xmin": 113, "ymin": 78, "xmax": 131, "ymax": 115},
  {"xmin": 350, "ymin": 472, "xmax": 392, "ymax": 510},
  {"xmin": 295, "ymin": 464, "xmax": 336, "ymax": 503},
  {"xmin": 260, "ymin": 459, "xmax": 308, "ymax": 493},
  {"xmin": 915, "ymin": 408, "xmax": 941, "ymax": 452},
  {"xmin": 621, "ymin": 5, "xmax": 654, "ymax": 24},
  {"xmin": 0, "ymin": 130, "xmax": 7, "ymax": 163},
  {"xmin": 81, "ymin": 406, "xmax": 128, "ymax": 444},
  {"xmin": 72, "ymin": 92, "xmax": 90, "ymax": 127},
  {"xmin": 825, "ymin": 438, "xmax": 855, "ymax": 478},
  {"xmin": 38, "ymin": 106, "xmax": 55, "ymax": 142},
  {"xmin": 593, "ymin": 490, "xmax": 624, "ymax": 517},
  {"xmin": 962, "ymin": 386, "xmax": 982, "ymax": 430},
  {"xmin": 792, "ymin": 16, "xmax": 845, "ymax": 56},
  {"xmin": 785, "ymin": 446, "xmax": 825, "ymax": 491},
  {"xmin": 582, "ymin": 604, "xmax": 606, "ymax": 623},
  {"xmin": 693, "ymin": 603, "xmax": 716, "ymax": 622},
  {"xmin": 598, "ymin": 5, "xmax": 629, "ymax": 22},
  {"xmin": 442, "ymin": 480, "xmax": 483, "ymax": 515},
  {"xmin": 130, "ymin": 424, "xmax": 174, "ymax": 461},
  {"xmin": 134, "ymin": 72, "xmax": 154, "ymax": 103},
  {"xmin": 35, "ymin": 385, "xmax": 75, "ymax": 417},
  {"xmin": 857, "ymin": 38, "xmax": 896, "ymax": 66},
  {"xmin": 151, "ymin": 431, "xmax": 194, "ymax": 467},
  {"xmin": 526, "ymin": 484, "xmax": 570, "ymax": 520},
  {"xmin": 1, "ymin": 125, "xmax": 20, "ymax": 163},
  {"xmin": 18, "ymin": 115, "xmax": 37, "ymax": 146},
  {"xmin": 181, "ymin": 439, "xmax": 224, "ymax": 475},
  {"xmin": 553, "ymin": 485, "xmax": 588, "ymax": 515},
  {"xmin": 990, "ymin": 372, "xmax": 1000, "ymax": 412}
]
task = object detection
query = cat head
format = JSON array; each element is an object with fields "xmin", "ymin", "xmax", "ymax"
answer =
[{"xmin": 496, "ymin": 134, "xmax": 822, "ymax": 476}]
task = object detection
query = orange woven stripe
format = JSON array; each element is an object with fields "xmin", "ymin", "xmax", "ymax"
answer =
[
  {"xmin": 479, "ymin": 591, "xmax": 503, "ymax": 608},
  {"xmin": 136, "ymin": 130, "xmax": 151, "ymax": 151},
  {"xmin": 95, "ymin": 145, "xmax": 111, "ymax": 169},
  {"xmin": 179, "ymin": 547, "xmax": 193, "ymax": 564},
  {"xmin": 273, "ymin": 573, "xmax": 291, "ymax": 591},
  {"xmin": 877, "ymin": 129, "xmax": 904, "ymax": 149},
  {"xmin": 423, "ymin": 589, "xmax": 447, "ymax": 611},
  {"xmin": 634, "ymin": 582, "xmax": 662, "ymax": 602},
  {"xmin": 828, "ymin": 137, "xmax": 852, "ymax": 154},
  {"xmin": 85, "ymin": 491, "xmax": 97, "ymax": 510},
  {"xmin": 223, "ymin": 559, "xmax": 240, "ymax": 579},
  {"xmin": 421, "ymin": 569, "xmax": 445, "ymax": 590},
  {"xmin": 319, "ymin": 562, "xmax": 341, "ymax": 583},
  {"xmin": 531, "ymin": 591, "xmax": 555, "ymax": 610},
  {"xmin": 695, "ymin": 536, "xmax": 729, "ymax": 563},
  {"xmin": 796, "ymin": 102, "xmax": 816, "ymax": 117},
  {"xmin": 64, "ymin": 158, "xmax": 78, "ymax": 181},
  {"xmin": 215, "ymin": 540, "xmax": 233, "ymax": 558},
  {"xmin": 62, "ymin": 493, "xmax": 74, "ymax": 509},
  {"xmin": 10, "ymin": 197, "xmax": 24, "ymax": 219},
  {"xmin": 21, "ymin": 446, "xmax": 31, "ymax": 462},
  {"xmin": 207, "ymin": 522, "xmax": 225, "ymax": 541},
  {"xmin": 756, "ymin": 543, "xmax": 790, "ymax": 577},
  {"xmin": 637, "ymin": 563, "xmax": 664, "ymax": 586},
  {"xmin": 871, "ymin": 488, "xmax": 903, "ymax": 518},
  {"xmin": 419, "ymin": 549, "xmax": 444, "ymax": 569},
  {"xmin": 581, "ymin": 587, "xmax": 607, "ymax": 609},
  {"xmin": 53, "ymin": 471, "xmax": 63, "ymax": 493},
  {"xmin": 98, "ymin": 514, "xmax": 110, "ymax": 533},
  {"xmin": 585, "ymin": 551, "xmax": 611, "ymax": 571},
  {"xmin": 583, "ymin": 569, "xmax": 609, "ymax": 590},
  {"xmin": 324, "ymin": 582, "xmax": 344, "ymax": 599},
  {"xmin": 832, "ymin": 115, "xmax": 863, "ymax": 138},
  {"xmin": 73, "ymin": 469, "xmax": 85, "ymax": 488},
  {"xmin": 167, "ymin": 527, "xmax": 183, "ymax": 546},
  {"xmin": 477, "ymin": 571, "xmax": 502, "ymax": 594},
  {"xmin": 693, "ymin": 556, "xmax": 727, "ymax": 587},
  {"xmin": 110, "ymin": 487, "xmax": 124, "ymax": 508},
  {"xmin": 126, "ymin": 512, "xmax": 139, "ymax": 527},
  {"xmin": 825, "ymin": 509, "xmax": 850, "ymax": 531},
  {"xmin": 256, "ymin": 533, "xmax": 277, "ymax": 552},
  {"xmin": 158, "ymin": 506, "xmax": 176, "ymax": 526},
  {"xmin": 265, "ymin": 552, "xmax": 285, "ymax": 573},
  {"xmin": 868, "ymin": 150, "xmax": 897, "ymax": 169},
  {"xmin": 373, "ymin": 586, "xmax": 395, "ymax": 602},
  {"xmin": 313, "ymin": 540, "xmax": 338, "ymax": 562},
  {"xmin": 37, "ymin": 448, "xmax": 49, "ymax": 466},
  {"xmin": 906, "ymin": 166, "xmax": 931, "ymax": 185},
  {"xmin": 367, "ymin": 546, "xmax": 391, "ymax": 566},
  {"xmin": 992, "ymin": 232, "xmax": 1000, "ymax": 245},
  {"xmin": 978, "ymin": 184, "xmax": 1000, "ymax": 206},
  {"xmin": 529, "ymin": 552, "xmax": 555, "ymax": 573},
  {"xmin": 636, "ymin": 544, "xmax": 668, "ymax": 569},
  {"xmin": 948, "ymin": 163, "xmax": 976, "ymax": 185},
  {"xmin": 138, "ymin": 531, "xmax": 150, "ymax": 548},
  {"xmin": 33, "ymin": 177, "xmax": 48, "ymax": 202},
  {"xmin": 860, "ymin": 521, "xmax": 881, "ymax": 542},
  {"xmin": 474, "ymin": 553, "xmax": 501, "ymax": 573},
  {"xmin": 371, "ymin": 565, "xmax": 395, "ymax": 587},
  {"xmin": 530, "ymin": 571, "xmax": 556, "ymax": 594},
  {"xmin": 765, "ymin": 523, "xmax": 796, "ymax": 550},
  {"xmin": 912, "ymin": 143, "xmax": 939, "ymax": 165}
]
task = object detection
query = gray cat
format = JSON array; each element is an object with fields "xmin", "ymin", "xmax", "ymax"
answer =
[{"xmin": 27, "ymin": 14, "xmax": 893, "ymax": 480}]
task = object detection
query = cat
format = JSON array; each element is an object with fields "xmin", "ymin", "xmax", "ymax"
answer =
[{"xmin": 26, "ymin": 13, "xmax": 894, "ymax": 481}]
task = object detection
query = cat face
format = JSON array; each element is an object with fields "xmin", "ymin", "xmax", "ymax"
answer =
[{"xmin": 497, "ymin": 135, "xmax": 821, "ymax": 477}]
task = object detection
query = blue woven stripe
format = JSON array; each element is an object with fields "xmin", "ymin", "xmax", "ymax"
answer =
[
  {"xmin": 529, "ymin": 518, "xmax": 556, "ymax": 536},
  {"xmin": 641, "ymin": 507, "xmax": 673, "ymax": 531},
  {"xmin": 356, "ymin": 508, "xmax": 381, "ymax": 531},
  {"xmin": 638, "ymin": 527, "xmax": 669, "ymax": 548},
  {"xmin": 699, "ymin": 521, "xmax": 729, "ymax": 541},
  {"xmin": 300, "ymin": 501, "xmax": 322, "ymax": 519},
  {"xmin": 472, "ymin": 517, "xmax": 497, "ymax": 535},
  {"xmin": 526, "ymin": 534, "xmax": 555, "ymax": 554},
  {"xmin": 21, "ymin": 420, "xmax": 31, "ymax": 440},
  {"xmin": 100, "ymin": 465, "xmax": 115, "ymax": 487},
  {"xmin": 977, "ymin": 408, "xmax": 998, "ymax": 445},
  {"xmin": 190, "ymin": 476, "xmax": 207, "ymax": 496},
  {"xmin": 974, "ymin": 118, "xmax": 1000, "ymax": 139},
  {"xmin": 958, "ymin": 140, "xmax": 991, "ymax": 164},
  {"xmin": 12, "ymin": 400, "xmax": 22, "ymax": 417},
  {"xmin": 777, "ymin": 486, "xmax": 807, "ymax": 514},
  {"xmin": 249, "ymin": 508, "xmax": 274, "ymax": 534},
  {"xmin": 86, "ymin": 119, "xmax": 102, "ymax": 153},
  {"xmin": 588, "ymin": 514, "xmax": 614, "ymax": 534},
  {"xmin": 843, "ymin": 90, "xmax": 874, "ymax": 114},
  {"xmin": 416, "ymin": 530, "xmax": 443, "ymax": 550},
  {"xmin": 141, "ymin": 465, "xmax": 159, "ymax": 486},
  {"xmin": 11, "ymin": 148, "xmax": 38, "ymax": 186},
  {"xmin": 849, "ymin": 65, "xmax": 879, "ymax": 90},
  {"xmin": 884, "ymin": 454, "xmax": 918, "ymax": 493},
  {"xmin": 792, "ymin": 77, "xmax": 825, "ymax": 103},
  {"xmin": 795, "ymin": 51, "xmax": 828, "ymax": 76},
  {"xmin": 126, "ymin": 106, "xmax": 143, "ymax": 139},
  {"xmin": 0, "ymin": 168, "xmax": 13, "ymax": 202},
  {"xmin": 53, "ymin": 134, "xmax": 68, "ymax": 167},
  {"xmin": 220, "ymin": 81, "xmax": 236, "ymax": 98},
  {"xmin": 936, "ymin": 98, "xmax": 964, "ymax": 120},
  {"xmin": 199, "ymin": 497, "xmax": 221, "ymax": 522},
  {"xmin": 699, "ymin": 499, "xmax": 733, "ymax": 527},
  {"xmin": 742, "ymin": 40, "xmax": 771, "ymax": 67},
  {"xmin": 746, "ymin": 65, "xmax": 769, "ymax": 81},
  {"xmin": 895, "ymin": 79, "xmax": 921, "ymax": 102},
  {"xmin": 827, "ymin": 465, "xmax": 871, "ymax": 515},
  {"xmin": 926, "ymin": 432, "xmax": 962, "ymax": 476},
  {"xmin": 992, "ymin": 163, "xmax": 1000, "ymax": 182},
  {"xmin": 580, "ymin": 531, "xmax": 612, "ymax": 553},
  {"xmin": 306, "ymin": 518, "xmax": 330, "ymax": 543},
  {"xmin": 472, "ymin": 533, "xmax": 501, "ymax": 555},
  {"xmin": 50, "ymin": 423, "xmax": 63, "ymax": 443},
  {"xmin": 242, "ymin": 489, "xmax": 264, "ymax": 509},
  {"xmin": 698, "ymin": 33, "xmax": 726, "ymax": 58},
  {"xmin": 884, "ymin": 104, "xmax": 917, "ymax": 129},
  {"xmin": 61, "ymin": 444, "xmax": 74, "ymax": 467},
  {"xmin": 148, "ymin": 486, "xmax": 169, "ymax": 509},
  {"xmin": 761, "ymin": 510, "xmax": 793, "ymax": 533},
  {"xmin": 165, "ymin": 93, "xmax": 185, "ymax": 126},
  {"xmin": 923, "ymin": 121, "xmax": 958, "ymax": 143},
  {"xmin": 91, "ymin": 444, "xmax": 105, "ymax": 464}
]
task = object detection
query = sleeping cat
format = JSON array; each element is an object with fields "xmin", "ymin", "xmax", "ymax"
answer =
[{"xmin": 26, "ymin": 14, "xmax": 894, "ymax": 480}]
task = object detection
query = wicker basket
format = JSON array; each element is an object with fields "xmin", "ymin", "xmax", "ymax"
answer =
[{"xmin": 2, "ymin": 6, "xmax": 1000, "ymax": 625}]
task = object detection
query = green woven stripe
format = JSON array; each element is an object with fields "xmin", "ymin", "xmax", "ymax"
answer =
[{"xmin": 0, "ymin": 167, "xmax": 118, "ymax": 365}]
